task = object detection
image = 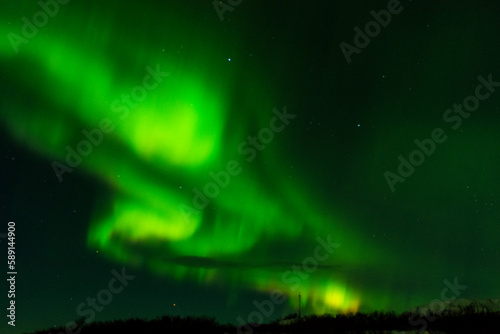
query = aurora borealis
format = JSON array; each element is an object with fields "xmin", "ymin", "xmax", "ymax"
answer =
[{"xmin": 1, "ymin": 1, "xmax": 500, "ymax": 333}]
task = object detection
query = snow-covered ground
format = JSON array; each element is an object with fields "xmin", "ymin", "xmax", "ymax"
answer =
[{"xmin": 409, "ymin": 297, "xmax": 500, "ymax": 315}]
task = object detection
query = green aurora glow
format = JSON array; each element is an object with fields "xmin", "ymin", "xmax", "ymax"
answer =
[
  {"xmin": 0, "ymin": 2, "xmax": 391, "ymax": 315},
  {"xmin": 2, "ymin": 2, "xmax": 500, "ymax": 330}
]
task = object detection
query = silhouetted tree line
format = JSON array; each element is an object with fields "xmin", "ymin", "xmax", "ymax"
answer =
[
  {"xmin": 28, "ymin": 306, "xmax": 500, "ymax": 334},
  {"xmin": 29, "ymin": 315, "xmax": 231, "ymax": 334}
]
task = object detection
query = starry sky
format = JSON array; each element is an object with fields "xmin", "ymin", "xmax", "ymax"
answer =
[{"xmin": 1, "ymin": 1, "xmax": 500, "ymax": 333}]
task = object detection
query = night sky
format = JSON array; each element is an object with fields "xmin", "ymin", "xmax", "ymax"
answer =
[{"xmin": 1, "ymin": 1, "xmax": 500, "ymax": 333}]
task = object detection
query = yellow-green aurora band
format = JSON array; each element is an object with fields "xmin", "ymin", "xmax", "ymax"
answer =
[{"xmin": 0, "ymin": 1, "xmax": 413, "ymax": 317}]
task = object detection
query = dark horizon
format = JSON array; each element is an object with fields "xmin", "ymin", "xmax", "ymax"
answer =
[{"xmin": 26, "ymin": 301, "xmax": 500, "ymax": 334}]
